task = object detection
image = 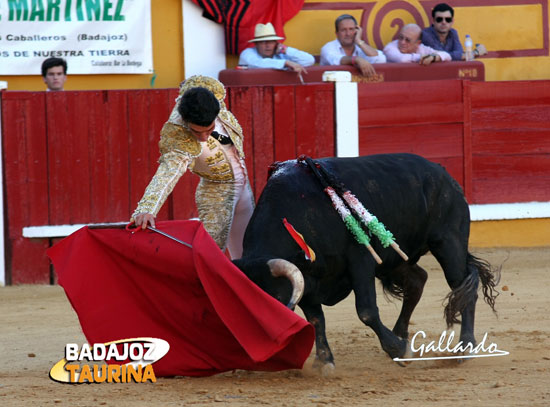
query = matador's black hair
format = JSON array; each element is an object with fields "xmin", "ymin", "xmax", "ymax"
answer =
[{"xmin": 178, "ymin": 87, "xmax": 220, "ymax": 127}]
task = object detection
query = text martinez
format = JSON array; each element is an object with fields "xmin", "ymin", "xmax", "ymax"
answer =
[{"xmin": 5, "ymin": 0, "xmax": 126, "ymax": 22}]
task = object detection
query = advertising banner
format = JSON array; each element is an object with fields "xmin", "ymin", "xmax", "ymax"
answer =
[{"xmin": 0, "ymin": 0, "xmax": 153, "ymax": 75}]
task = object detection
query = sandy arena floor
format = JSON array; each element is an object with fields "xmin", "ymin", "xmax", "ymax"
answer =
[{"xmin": 1, "ymin": 247, "xmax": 549, "ymax": 406}]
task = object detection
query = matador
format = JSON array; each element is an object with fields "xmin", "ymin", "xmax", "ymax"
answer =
[{"xmin": 131, "ymin": 75, "xmax": 255, "ymax": 259}]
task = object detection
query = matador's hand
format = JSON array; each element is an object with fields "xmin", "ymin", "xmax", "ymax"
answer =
[{"xmin": 132, "ymin": 213, "xmax": 156, "ymax": 229}]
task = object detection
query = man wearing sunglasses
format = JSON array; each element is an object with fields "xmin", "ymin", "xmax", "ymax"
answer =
[{"xmin": 421, "ymin": 3, "xmax": 487, "ymax": 61}]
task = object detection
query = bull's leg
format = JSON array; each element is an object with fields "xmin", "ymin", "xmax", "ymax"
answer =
[
  {"xmin": 299, "ymin": 302, "xmax": 335, "ymax": 371},
  {"xmin": 390, "ymin": 264, "xmax": 428, "ymax": 340},
  {"xmin": 349, "ymin": 254, "xmax": 409, "ymax": 360},
  {"xmin": 430, "ymin": 237, "xmax": 478, "ymax": 347}
]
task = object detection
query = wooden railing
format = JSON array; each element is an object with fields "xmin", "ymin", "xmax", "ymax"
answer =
[
  {"xmin": 1, "ymin": 78, "xmax": 549, "ymax": 283},
  {"xmin": 219, "ymin": 61, "xmax": 485, "ymax": 86}
]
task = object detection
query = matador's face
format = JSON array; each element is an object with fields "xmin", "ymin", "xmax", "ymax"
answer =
[{"xmin": 188, "ymin": 121, "xmax": 215, "ymax": 142}]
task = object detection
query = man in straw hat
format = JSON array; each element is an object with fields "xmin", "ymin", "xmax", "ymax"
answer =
[
  {"xmin": 131, "ymin": 75, "xmax": 255, "ymax": 259},
  {"xmin": 238, "ymin": 22, "xmax": 314, "ymax": 74}
]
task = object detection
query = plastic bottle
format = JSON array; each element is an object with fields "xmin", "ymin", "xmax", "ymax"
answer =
[{"xmin": 464, "ymin": 35, "xmax": 474, "ymax": 61}]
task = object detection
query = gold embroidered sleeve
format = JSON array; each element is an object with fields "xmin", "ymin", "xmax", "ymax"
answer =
[
  {"xmin": 131, "ymin": 151, "xmax": 191, "ymax": 218},
  {"xmin": 159, "ymin": 122, "xmax": 201, "ymax": 157}
]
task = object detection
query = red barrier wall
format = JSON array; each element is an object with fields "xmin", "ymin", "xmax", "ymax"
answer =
[
  {"xmin": 358, "ymin": 80, "xmax": 467, "ymax": 192},
  {"xmin": 358, "ymin": 80, "xmax": 550, "ymax": 204},
  {"xmin": 2, "ymin": 80, "xmax": 549, "ymax": 283},
  {"xmin": 227, "ymin": 84, "xmax": 335, "ymax": 194},
  {"xmin": 469, "ymin": 81, "xmax": 550, "ymax": 204},
  {"xmin": 0, "ymin": 84, "xmax": 334, "ymax": 283}
]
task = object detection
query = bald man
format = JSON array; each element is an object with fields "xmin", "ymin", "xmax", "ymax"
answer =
[{"xmin": 383, "ymin": 24, "xmax": 451, "ymax": 65}]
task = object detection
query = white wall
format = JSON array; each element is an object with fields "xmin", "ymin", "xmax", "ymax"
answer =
[
  {"xmin": 182, "ymin": 0, "xmax": 227, "ymax": 79},
  {"xmin": 0, "ymin": 93, "xmax": 5, "ymax": 286},
  {"xmin": 323, "ymin": 71, "xmax": 359, "ymax": 158}
]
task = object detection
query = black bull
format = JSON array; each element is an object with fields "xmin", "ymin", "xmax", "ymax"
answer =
[{"xmin": 233, "ymin": 153, "xmax": 499, "ymax": 368}]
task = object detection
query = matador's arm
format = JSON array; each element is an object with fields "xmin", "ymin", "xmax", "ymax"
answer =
[
  {"xmin": 131, "ymin": 151, "xmax": 191, "ymax": 219},
  {"xmin": 131, "ymin": 122, "xmax": 200, "ymax": 220}
]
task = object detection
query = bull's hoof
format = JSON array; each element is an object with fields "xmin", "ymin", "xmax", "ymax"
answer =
[
  {"xmin": 457, "ymin": 351, "xmax": 475, "ymax": 364},
  {"xmin": 395, "ymin": 340, "xmax": 413, "ymax": 367},
  {"xmin": 312, "ymin": 356, "xmax": 323, "ymax": 370},
  {"xmin": 457, "ymin": 338, "xmax": 476, "ymax": 364},
  {"xmin": 320, "ymin": 362, "xmax": 336, "ymax": 377},
  {"xmin": 312, "ymin": 357, "xmax": 335, "ymax": 376}
]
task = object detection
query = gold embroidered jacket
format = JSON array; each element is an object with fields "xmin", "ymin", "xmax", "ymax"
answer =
[{"xmin": 132, "ymin": 76, "xmax": 246, "ymax": 218}]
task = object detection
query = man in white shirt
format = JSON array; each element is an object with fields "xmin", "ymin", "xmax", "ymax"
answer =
[
  {"xmin": 320, "ymin": 14, "xmax": 386, "ymax": 77},
  {"xmin": 238, "ymin": 22, "xmax": 314, "ymax": 74},
  {"xmin": 384, "ymin": 24, "xmax": 451, "ymax": 65}
]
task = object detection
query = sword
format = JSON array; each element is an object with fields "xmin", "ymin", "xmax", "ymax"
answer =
[
  {"xmin": 145, "ymin": 226, "xmax": 193, "ymax": 249},
  {"xmin": 88, "ymin": 222, "xmax": 193, "ymax": 249}
]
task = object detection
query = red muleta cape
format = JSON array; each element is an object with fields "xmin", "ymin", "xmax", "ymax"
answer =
[{"xmin": 47, "ymin": 220, "xmax": 314, "ymax": 377}]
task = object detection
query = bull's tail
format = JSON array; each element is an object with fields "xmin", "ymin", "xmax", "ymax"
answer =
[
  {"xmin": 443, "ymin": 253, "xmax": 500, "ymax": 327},
  {"xmin": 378, "ymin": 274, "xmax": 405, "ymax": 301}
]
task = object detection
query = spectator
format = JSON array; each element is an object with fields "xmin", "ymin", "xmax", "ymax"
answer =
[
  {"xmin": 320, "ymin": 14, "xmax": 386, "ymax": 77},
  {"xmin": 238, "ymin": 22, "xmax": 314, "ymax": 74},
  {"xmin": 41, "ymin": 57, "xmax": 67, "ymax": 91},
  {"xmin": 421, "ymin": 3, "xmax": 487, "ymax": 60},
  {"xmin": 384, "ymin": 24, "xmax": 451, "ymax": 65}
]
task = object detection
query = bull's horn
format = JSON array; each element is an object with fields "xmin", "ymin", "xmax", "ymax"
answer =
[{"xmin": 267, "ymin": 259, "xmax": 304, "ymax": 309}]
